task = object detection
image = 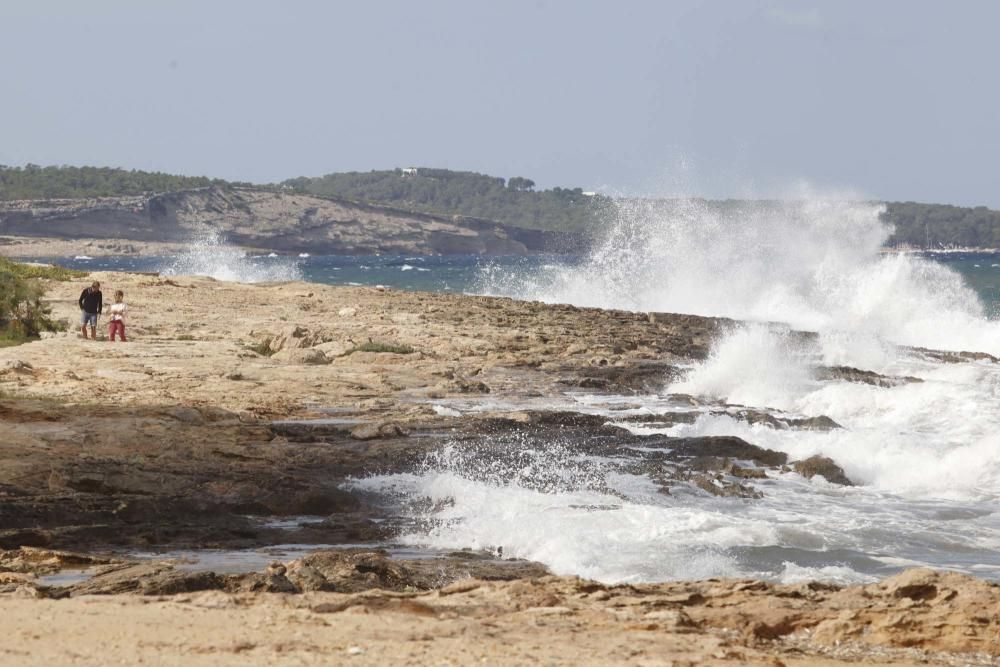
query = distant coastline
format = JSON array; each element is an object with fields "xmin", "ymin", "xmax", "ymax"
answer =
[{"xmin": 3, "ymin": 165, "xmax": 1000, "ymax": 254}]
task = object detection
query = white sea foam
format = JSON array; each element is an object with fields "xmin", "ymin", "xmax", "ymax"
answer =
[{"xmin": 161, "ymin": 232, "xmax": 303, "ymax": 283}]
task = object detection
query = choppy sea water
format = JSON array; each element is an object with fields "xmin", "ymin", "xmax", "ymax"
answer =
[{"xmin": 24, "ymin": 204, "xmax": 1000, "ymax": 585}]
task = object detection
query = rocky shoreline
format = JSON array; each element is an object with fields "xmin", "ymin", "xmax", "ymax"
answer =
[{"xmin": 1, "ymin": 271, "xmax": 998, "ymax": 665}]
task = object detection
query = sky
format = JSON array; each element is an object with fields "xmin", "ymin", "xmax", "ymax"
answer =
[{"xmin": 2, "ymin": 0, "xmax": 999, "ymax": 207}]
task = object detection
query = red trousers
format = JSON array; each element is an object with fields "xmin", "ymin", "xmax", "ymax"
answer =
[{"xmin": 108, "ymin": 320, "xmax": 126, "ymax": 342}]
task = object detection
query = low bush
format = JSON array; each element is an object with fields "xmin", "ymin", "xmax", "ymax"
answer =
[
  {"xmin": 0, "ymin": 258, "xmax": 86, "ymax": 282},
  {"xmin": 0, "ymin": 258, "xmax": 66, "ymax": 342}
]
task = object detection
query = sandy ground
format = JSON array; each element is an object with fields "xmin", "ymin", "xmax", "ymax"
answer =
[{"xmin": 4, "ymin": 574, "xmax": 994, "ymax": 667}]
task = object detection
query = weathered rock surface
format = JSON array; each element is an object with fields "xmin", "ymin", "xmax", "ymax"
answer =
[{"xmin": 2, "ymin": 565, "xmax": 997, "ymax": 665}]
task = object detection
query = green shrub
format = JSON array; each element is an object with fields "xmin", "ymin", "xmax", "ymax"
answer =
[
  {"xmin": 0, "ymin": 258, "xmax": 86, "ymax": 282},
  {"xmin": 0, "ymin": 259, "xmax": 64, "ymax": 342}
]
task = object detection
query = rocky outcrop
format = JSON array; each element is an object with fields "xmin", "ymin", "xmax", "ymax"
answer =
[
  {"xmin": 792, "ymin": 455, "xmax": 854, "ymax": 485},
  {"xmin": 0, "ymin": 186, "xmax": 588, "ymax": 255}
]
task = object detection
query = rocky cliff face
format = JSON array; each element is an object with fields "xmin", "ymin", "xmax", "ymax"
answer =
[{"xmin": 0, "ymin": 187, "xmax": 587, "ymax": 255}]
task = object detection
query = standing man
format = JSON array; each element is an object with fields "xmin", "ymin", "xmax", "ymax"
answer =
[{"xmin": 78, "ymin": 281, "xmax": 102, "ymax": 340}]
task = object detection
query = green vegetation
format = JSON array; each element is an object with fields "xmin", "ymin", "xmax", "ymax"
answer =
[
  {"xmin": 882, "ymin": 202, "xmax": 1000, "ymax": 249},
  {"xmin": 0, "ymin": 164, "xmax": 245, "ymax": 200},
  {"xmin": 283, "ymin": 168, "xmax": 610, "ymax": 233},
  {"xmin": 0, "ymin": 259, "xmax": 86, "ymax": 282},
  {"xmin": 342, "ymin": 341, "xmax": 415, "ymax": 355},
  {"xmin": 285, "ymin": 169, "xmax": 1000, "ymax": 248},
  {"xmin": 0, "ymin": 258, "xmax": 68, "ymax": 343}
]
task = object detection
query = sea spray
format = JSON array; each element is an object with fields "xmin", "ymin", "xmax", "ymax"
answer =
[
  {"xmin": 358, "ymin": 194, "xmax": 1000, "ymax": 583},
  {"xmin": 484, "ymin": 197, "xmax": 999, "ymax": 354},
  {"xmin": 161, "ymin": 232, "xmax": 303, "ymax": 283},
  {"xmin": 669, "ymin": 324, "xmax": 816, "ymax": 411}
]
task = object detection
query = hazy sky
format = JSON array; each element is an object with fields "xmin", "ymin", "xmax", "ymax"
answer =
[{"xmin": 2, "ymin": 1, "xmax": 998, "ymax": 206}]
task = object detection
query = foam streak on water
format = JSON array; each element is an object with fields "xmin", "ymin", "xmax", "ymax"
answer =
[{"xmin": 356, "ymin": 196, "xmax": 1000, "ymax": 585}]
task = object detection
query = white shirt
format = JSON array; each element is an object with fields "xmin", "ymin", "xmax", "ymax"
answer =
[{"xmin": 108, "ymin": 302, "xmax": 127, "ymax": 322}]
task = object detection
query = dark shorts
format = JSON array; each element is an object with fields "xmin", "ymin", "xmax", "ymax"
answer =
[{"xmin": 80, "ymin": 312, "xmax": 98, "ymax": 326}]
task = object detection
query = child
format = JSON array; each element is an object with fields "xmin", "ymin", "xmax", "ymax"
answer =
[{"xmin": 107, "ymin": 290, "xmax": 128, "ymax": 342}]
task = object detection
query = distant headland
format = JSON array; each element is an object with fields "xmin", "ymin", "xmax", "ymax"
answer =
[{"xmin": 1, "ymin": 164, "xmax": 998, "ymax": 255}]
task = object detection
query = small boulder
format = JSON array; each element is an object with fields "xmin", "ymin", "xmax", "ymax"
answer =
[{"xmin": 792, "ymin": 455, "xmax": 853, "ymax": 486}]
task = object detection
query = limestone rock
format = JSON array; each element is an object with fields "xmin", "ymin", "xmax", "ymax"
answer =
[{"xmin": 68, "ymin": 562, "xmax": 224, "ymax": 596}]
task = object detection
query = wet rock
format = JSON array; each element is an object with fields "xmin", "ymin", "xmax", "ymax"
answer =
[
  {"xmin": 725, "ymin": 462, "xmax": 769, "ymax": 479},
  {"xmin": 792, "ymin": 455, "xmax": 853, "ymax": 486},
  {"xmin": 619, "ymin": 412, "xmax": 700, "ymax": 427},
  {"xmin": 816, "ymin": 366, "xmax": 923, "ymax": 388},
  {"xmin": 667, "ymin": 436, "xmax": 788, "ymax": 467},
  {"xmin": 784, "ymin": 415, "xmax": 842, "ymax": 430},
  {"xmin": 906, "ymin": 347, "xmax": 1000, "ymax": 365},
  {"xmin": 566, "ymin": 362, "xmax": 681, "ymax": 394},
  {"xmin": 732, "ymin": 410, "xmax": 841, "ymax": 431},
  {"xmin": 690, "ymin": 473, "xmax": 763, "ymax": 499},
  {"xmin": 522, "ymin": 411, "xmax": 614, "ymax": 430}
]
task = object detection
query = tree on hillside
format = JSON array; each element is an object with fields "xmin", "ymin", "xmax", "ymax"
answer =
[
  {"xmin": 507, "ymin": 177, "xmax": 535, "ymax": 192},
  {"xmin": 0, "ymin": 165, "xmax": 237, "ymax": 200}
]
